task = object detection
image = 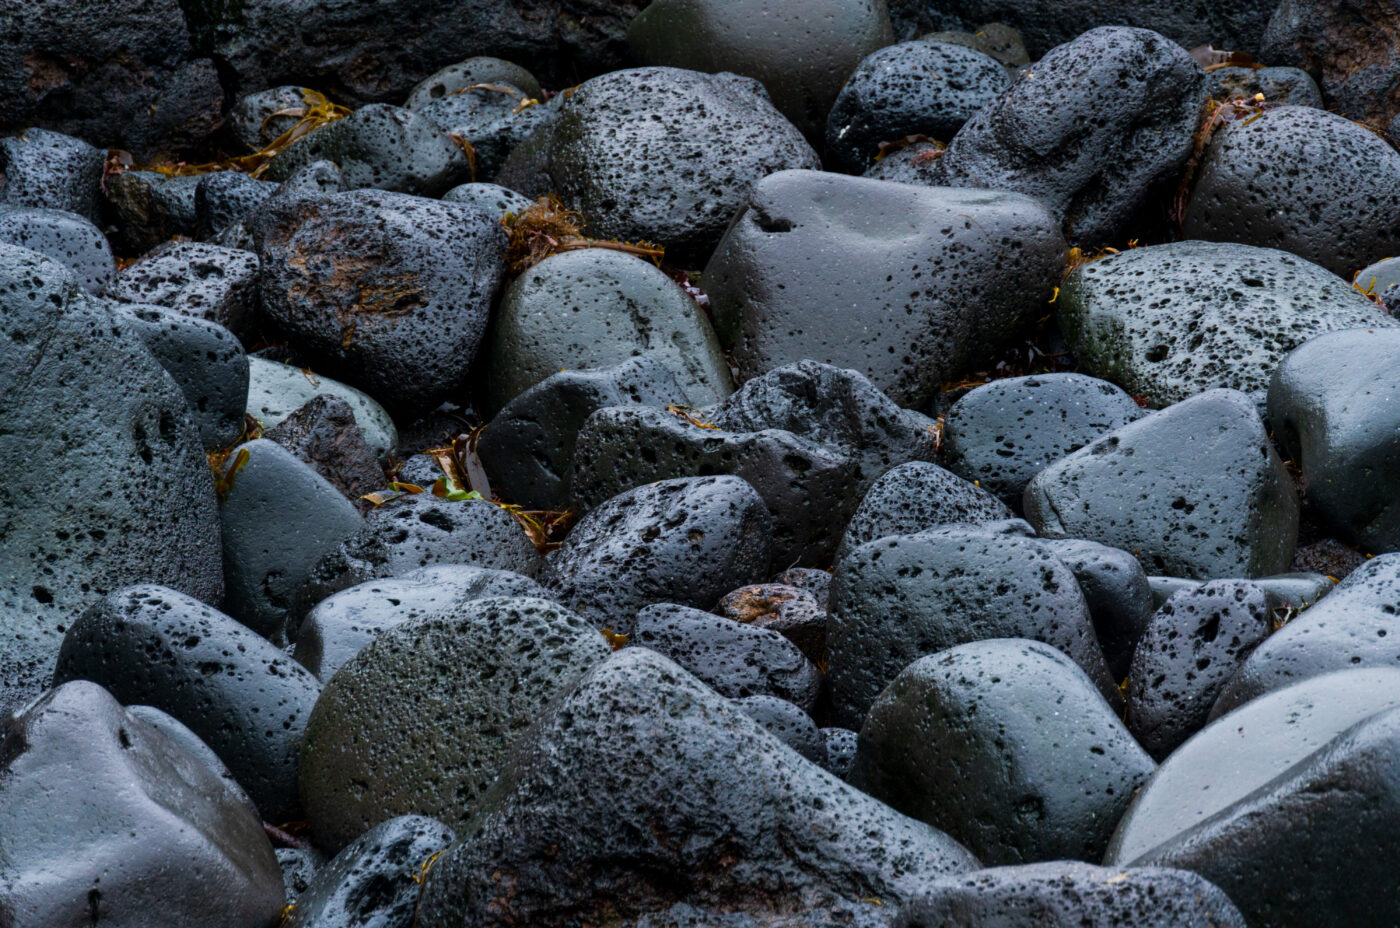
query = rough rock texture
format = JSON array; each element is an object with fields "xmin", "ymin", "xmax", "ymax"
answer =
[
  {"xmin": 441, "ymin": 181, "xmax": 535, "ymax": 219},
  {"xmin": 836, "ymin": 461, "xmax": 1014, "ymax": 560},
  {"xmin": 104, "ymin": 171, "xmax": 202, "ymax": 253},
  {"xmin": 247, "ymin": 356, "xmax": 398, "ymax": 463},
  {"xmin": 0, "ymin": 128, "xmax": 105, "ymax": 221},
  {"xmin": 195, "ymin": 171, "xmax": 277, "ymax": 239},
  {"xmin": 414, "ymin": 83, "xmax": 549, "ymax": 182},
  {"xmin": 0, "ymin": 206, "xmax": 113, "ymax": 292},
  {"xmin": 264, "ymin": 394, "xmax": 385, "ymax": 503},
  {"xmin": 1208, "ymin": 65, "xmax": 1322, "ymax": 108},
  {"xmin": 106, "ymin": 241, "xmax": 262, "ymax": 337},
  {"xmin": 404, "ymin": 58, "xmax": 542, "ymax": 109},
  {"xmin": 718, "ymin": 583, "xmax": 828, "ymax": 664}
]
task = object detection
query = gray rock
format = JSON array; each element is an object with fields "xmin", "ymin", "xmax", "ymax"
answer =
[
  {"xmin": 704, "ymin": 170, "xmax": 1065, "ymax": 407},
  {"xmin": 264, "ymin": 394, "xmax": 385, "ymax": 504},
  {"xmin": 1355, "ymin": 255, "xmax": 1400, "ymax": 315},
  {"xmin": 247, "ymin": 356, "xmax": 399, "ymax": 462},
  {"xmin": 921, "ymin": 24, "xmax": 1030, "ymax": 71},
  {"xmin": 300, "ymin": 596, "xmax": 609, "ymax": 852},
  {"xmin": 0, "ymin": 206, "xmax": 113, "ymax": 291},
  {"xmin": 717, "ymin": 582, "xmax": 827, "ymax": 663},
  {"xmin": 195, "ymin": 171, "xmax": 277, "ymax": 239},
  {"xmin": 228, "ymin": 86, "xmax": 310, "ymax": 151},
  {"xmin": 106, "ymin": 241, "xmax": 262, "ymax": 336},
  {"xmin": 416, "ymin": 83, "xmax": 548, "ymax": 181},
  {"xmin": 1208, "ymin": 66, "xmax": 1322, "ymax": 108},
  {"xmin": 126, "ymin": 703, "xmax": 250, "ymax": 809},
  {"xmin": 821, "ymin": 727, "xmax": 859, "ymax": 779},
  {"xmin": 837, "ymin": 461, "xmax": 1014, "ymax": 561},
  {"xmin": 490, "ymin": 93, "xmax": 567, "ymax": 198},
  {"xmin": 1024, "ymin": 389, "xmax": 1299, "ymax": 579},
  {"xmin": 0, "ymin": 128, "xmax": 104, "ymax": 221},
  {"xmin": 732, "ymin": 693, "xmax": 825, "ymax": 762},
  {"xmin": 404, "ymin": 57, "xmax": 542, "ymax": 108},
  {"xmin": 441, "ymin": 181, "xmax": 533, "ymax": 219},
  {"xmin": 1034, "ymin": 537, "xmax": 1153, "ymax": 681},
  {"xmin": 103, "ymin": 171, "xmax": 202, "ymax": 253},
  {"xmin": 277, "ymin": 847, "xmax": 323, "ymax": 906}
]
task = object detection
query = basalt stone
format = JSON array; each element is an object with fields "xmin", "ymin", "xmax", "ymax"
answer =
[
  {"xmin": 826, "ymin": 41, "xmax": 1009, "ymax": 171},
  {"xmin": 1034, "ymin": 538, "xmax": 1153, "ymax": 681},
  {"xmin": 1106, "ymin": 668, "xmax": 1400, "ymax": 928},
  {"xmin": 0, "ymin": 128, "xmax": 104, "ymax": 221},
  {"xmin": 300, "ymin": 596, "xmax": 609, "ymax": 852},
  {"xmin": 479, "ymin": 355, "xmax": 683, "ymax": 511},
  {"xmin": 1147, "ymin": 572, "xmax": 1334, "ymax": 613},
  {"xmin": 628, "ymin": 0, "xmax": 893, "ymax": 140},
  {"xmin": 836, "ymin": 462, "xmax": 1014, "ymax": 561},
  {"xmin": 278, "ymin": 848, "xmax": 323, "ymax": 905},
  {"xmin": 490, "ymin": 92, "xmax": 567, "ymax": 199},
  {"xmin": 1024, "ymin": 389, "xmax": 1299, "ymax": 579},
  {"xmin": 104, "ymin": 171, "xmax": 202, "ymax": 253},
  {"xmin": 271, "ymin": 159, "xmax": 350, "ymax": 201},
  {"xmin": 111, "ymin": 301, "xmax": 250, "ymax": 449},
  {"xmin": 547, "ymin": 67, "xmax": 819, "ymax": 265},
  {"xmin": 219, "ymin": 439, "xmax": 364, "ymax": 641},
  {"xmin": 294, "ymin": 565, "xmax": 548, "ymax": 682},
  {"xmin": 733, "ymin": 693, "xmax": 825, "ymax": 762},
  {"xmin": 927, "ymin": 27, "xmax": 1204, "ymax": 247},
  {"xmin": 255, "ymin": 189, "xmax": 506, "ymax": 414},
  {"xmin": 264, "ymin": 394, "xmax": 384, "ymax": 505},
  {"xmin": 441, "ymin": 181, "xmax": 534, "ymax": 219},
  {"xmin": 854, "ymin": 639, "xmax": 1153, "ymax": 865},
  {"xmin": 0, "ymin": 206, "xmax": 113, "ymax": 291},
  {"xmin": 126, "ymin": 704, "xmax": 250, "ymax": 807},
  {"xmin": 247, "ymin": 357, "xmax": 398, "ymax": 462},
  {"xmin": 828, "ymin": 526, "xmax": 1116, "ymax": 728},
  {"xmin": 0, "ymin": 681, "xmax": 284, "ymax": 928},
  {"xmin": 195, "ymin": 171, "xmax": 277, "ymax": 239},
  {"xmin": 1269, "ymin": 329, "xmax": 1400, "ymax": 553},
  {"xmin": 542, "ymin": 476, "xmax": 773, "ymax": 632},
  {"xmin": 487, "ymin": 247, "xmax": 731, "ymax": 411},
  {"xmin": 1355, "ymin": 256, "xmax": 1400, "ymax": 315},
  {"xmin": 286, "ymin": 815, "xmax": 456, "ymax": 928},
  {"xmin": 0, "ymin": 245, "xmax": 222, "ymax": 712},
  {"xmin": 1183, "ymin": 107, "xmax": 1400, "ymax": 277},
  {"xmin": 717, "ymin": 583, "xmax": 827, "ymax": 663},
  {"xmin": 106, "ymin": 240, "xmax": 262, "ymax": 336},
  {"xmin": 635, "ymin": 602, "xmax": 822, "ymax": 713},
  {"xmin": 705, "ymin": 170, "xmax": 1064, "ymax": 407},
  {"xmin": 896, "ymin": 861, "xmax": 1247, "ymax": 928},
  {"xmin": 863, "ymin": 138, "xmax": 947, "ymax": 184},
  {"xmin": 921, "ymin": 23, "xmax": 1030, "ymax": 71},
  {"xmin": 822, "ymin": 727, "xmax": 859, "ymax": 778},
  {"xmin": 1208, "ymin": 66, "xmax": 1322, "ymax": 108},
  {"xmin": 773, "ymin": 567, "xmax": 831, "ymax": 605},
  {"xmin": 415, "ymin": 649, "xmax": 978, "ymax": 927},
  {"xmin": 54, "ymin": 584, "xmax": 322, "ymax": 820},
  {"xmin": 416, "ymin": 83, "xmax": 549, "ymax": 182},
  {"xmin": 943, "ymin": 374, "xmax": 1144, "ymax": 501},
  {"xmin": 405, "ymin": 58, "xmax": 542, "ymax": 109},
  {"xmin": 228, "ymin": 86, "xmax": 310, "ymax": 151},
  {"xmin": 1127, "ymin": 581, "xmax": 1273, "ymax": 760}
]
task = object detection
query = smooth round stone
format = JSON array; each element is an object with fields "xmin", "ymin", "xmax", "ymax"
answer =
[
  {"xmin": 441, "ymin": 181, "xmax": 533, "ymax": 218},
  {"xmin": 404, "ymin": 57, "xmax": 542, "ymax": 108},
  {"xmin": 836, "ymin": 461, "xmax": 1013, "ymax": 562},
  {"xmin": 247, "ymin": 356, "xmax": 399, "ymax": 462}
]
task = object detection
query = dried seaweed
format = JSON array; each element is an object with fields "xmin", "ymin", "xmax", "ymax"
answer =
[{"xmin": 502, "ymin": 195, "xmax": 665, "ymax": 276}]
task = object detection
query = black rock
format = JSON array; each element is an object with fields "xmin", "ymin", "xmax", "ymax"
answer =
[
  {"xmin": 1208, "ymin": 66, "xmax": 1322, "ymax": 108},
  {"xmin": 837, "ymin": 461, "xmax": 1015, "ymax": 561},
  {"xmin": 771, "ymin": 567, "xmax": 832, "ymax": 605},
  {"xmin": 821, "ymin": 727, "xmax": 859, "ymax": 779},
  {"xmin": 491, "ymin": 94, "xmax": 567, "ymax": 198},
  {"xmin": 0, "ymin": 128, "xmax": 105, "ymax": 221},
  {"xmin": 404, "ymin": 57, "xmax": 542, "ymax": 108},
  {"xmin": 1034, "ymin": 537, "xmax": 1153, "ymax": 681},
  {"xmin": 247, "ymin": 356, "xmax": 399, "ymax": 463},
  {"xmin": 732, "ymin": 693, "xmax": 825, "ymax": 763},
  {"xmin": 103, "ymin": 171, "xmax": 202, "ymax": 253},
  {"xmin": 921, "ymin": 24, "xmax": 1030, "ymax": 71},
  {"xmin": 414, "ymin": 83, "xmax": 548, "ymax": 182},
  {"xmin": 264, "ymin": 394, "xmax": 386, "ymax": 504},
  {"xmin": 717, "ymin": 582, "xmax": 827, "ymax": 665},
  {"xmin": 441, "ymin": 181, "xmax": 534, "ymax": 219},
  {"xmin": 106, "ymin": 240, "xmax": 262, "ymax": 337},
  {"xmin": 196, "ymin": 171, "xmax": 277, "ymax": 239},
  {"xmin": 277, "ymin": 847, "xmax": 323, "ymax": 906},
  {"xmin": 0, "ymin": 206, "xmax": 113, "ymax": 292},
  {"xmin": 228, "ymin": 86, "xmax": 311, "ymax": 151}
]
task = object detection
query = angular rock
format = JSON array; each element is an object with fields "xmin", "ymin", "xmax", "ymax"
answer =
[
  {"xmin": 0, "ymin": 128, "xmax": 104, "ymax": 221},
  {"xmin": 264, "ymin": 394, "xmax": 384, "ymax": 504},
  {"xmin": 247, "ymin": 356, "xmax": 398, "ymax": 462},
  {"xmin": 1035, "ymin": 537, "xmax": 1153, "ymax": 681},
  {"xmin": 106, "ymin": 240, "xmax": 262, "ymax": 336},
  {"xmin": 837, "ymin": 461, "xmax": 1014, "ymax": 561},
  {"xmin": 104, "ymin": 171, "xmax": 202, "ymax": 253},
  {"xmin": 0, "ymin": 206, "xmax": 113, "ymax": 292},
  {"xmin": 415, "ymin": 83, "xmax": 548, "ymax": 181},
  {"xmin": 404, "ymin": 58, "xmax": 542, "ymax": 108}
]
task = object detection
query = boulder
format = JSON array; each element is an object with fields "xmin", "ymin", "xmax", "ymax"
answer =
[
  {"xmin": 247, "ymin": 356, "xmax": 398, "ymax": 462},
  {"xmin": 0, "ymin": 128, "xmax": 105, "ymax": 221},
  {"xmin": 106, "ymin": 241, "xmax": 262, "ymax": 337},
  {"xmin": 836, "ymin": 461, "xmax": 1014, "ymax": 561},
  {"xmin": 0, "ymin": 206, "xmax": 113, "ymax": 292}
]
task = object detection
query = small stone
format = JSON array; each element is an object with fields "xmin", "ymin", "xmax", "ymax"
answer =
[
  {"xmin": 264, "ymin": 394, "xmax": 386, "ymax": 505},
  {"xmin": 228, "ymin": 86, "xmax": 310, "ymax": 151},
  {"xmin": 415, "ymin": 83, "xmax": 548, "ymax": 181},
  {"xmin": 1034, "ymin": 538, "xmax": 1153, "ymax": 681},
  {"xmin": 0, "ymin": 128, "xmax": 104, "ymax": 221},
  {"xmin": 195, "ymin": 171, "xmax": 276, "ymax": 239},
  {"xmin": 441, "ymin": 181, "xmax": 533, "ymax": 219},
  {"xmin": 717, "ymin": 582, "xmax": 827, "ymax": 663},
  {"xmin": 247, "ymin": 356, "xmax": 399, "ymax": 463},
  {"xmin": 732, "ymin": 693, "xmax": 825, "ymax": 763},
  {"xmin": 1208, "ymin": 65, "xmax": 1322, "ymax": 108},
  {"xmin": 0, "ymin": 206, "xmax": 113, "ymax": 291},
  {"xmin": 106, "ymin": 240, "xmax": 262, "ymax": 336},
  {"xmin": 837, "ymin": 461, "xmax": 1014, "ymax": 561},
  {"xmin": 404, "ymin": 57, "xmax": 542, "ymax": 108},
  {"xmin": 103, "ymin": 170, "xmax": 202, "ymax": 253}
]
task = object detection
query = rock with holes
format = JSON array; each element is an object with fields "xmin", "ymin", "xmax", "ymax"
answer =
[
  {"xmin": 487, "ymin": 247, "xmax": 731, "ymax": 411},
  {"xmin": 836, "ymin": 461, "xmax": 1014, "ymax": 561},
  {"xmin": 1126, "ymin": 580, "xmax": 1274, "ymax": 760},
  {"xmin": 264, "ymin": 394, "xmax": 385, "ymax": 504},
  {"xmin": 247, "ymin": 357, "xmax": 398, "ymax": 463},
  {"xmin": 104, "ymin": 171, "xmax": 203, "ymax": 253},
  {"xmin": 822, "ymin": 727, "xmax": 859, "ymax": 778},
  {"xmin": 255, "ymin": 189, "xmax": 506, "ymax": 414},
  {"xmin": 943, "ymin": 373, "xmax": 1144, "ymax": 502},
  {"xmin": 634, "ymin": 602, "xmax": 822, "ymax": 713},
  {"xmin": 0, "ymin": 128, "xmax": 105, "ymax": 221},
  {"xmin": 717, "ymin": 582, "xmax": 827, "ymax": 663},
  {"xmin": 1208, "ymin": 66, "xmax": 1322, "ymax": 108},
  {"xmin": 1183, "ymin": 107, "xmax": 1400, "ymax": 276},
  {"xmin": 0, "ymin": 244, "xmax": 222, "ymax": 712},
  {"xmin": 826, "ymin": 41, "xmax": 1009, "ymax": 171},
  {"xmin": 895, "ymin": 861, "xmax": 1247, "ymax": 928},
  {"xmin": 195, "ymin": 171, "xmax": 277, "ymax": 240},
  {"xmin": 828, "ymin": 525, "xmax": 1116, "ymax": 728},
  {"xmin": 733, "ymin": 693, "xmax": 825, "ymax": 762},
  {"xmin": 107, "ymin": 240, "xmax": 262, "ymax": 337},
  {"xmin": 441, "ymin": 181, "xmax": 534, "ymax": 219},
  {"xmin": 0, "ymin": 681, "xmax": 284, "ymax": 928},
  {"xmin": 853, "ymin": 639, "xmax": 1154, "ymax": 865},
  {"xmin": 1024, "ymin": 389, "xmax": 1299, "ymax": 579},
  {"xmin": 405, "ymin": 58, "xmax": 542, "ymax": 109},
  {"xmin": 1355, "ymin": 256, "xmax": 1400, "ymax": 316},
  {"xmin": 491, "ymin": 95, "xmax": 566, "ymax": 199},
  {"xmin": 415, "ymin": 83, "xmax": 549, "ymax": 182},
  {"xmin": 53, "ymin": 584, "xmax": 322, "ymax": 820},
  {"xmin": 300, "ymin": 596, "xmax": 609, "ymax": 852},
  {"xmin": 542, "ymin": 476, "xmax": 773, "ymax": 632},
  {"xmin": 1034, "ymin": 537, "xmax": 1153, "ymax": 681},
  {"xmin": 705, "ymin": 170, "xmax": 1064, "ymax": 407},
  {"xmin": 546, "ymin": 67, "xmax": 819, "ymax": 265},
  {"xmin": 294, "ymin": 565, "xmax": 549, "ymax": 682},
  {"xmin": 228, "ymin": 86, "xmax": 311, "ymax": 151},
  {"xmin": 285, "ymin": 815, "xmax": 455, "ymax": 928},
  {"xmin": 415, "ymin": 648, "xmax": 978, "ymax": 926},
  {"xmin": 1106, "ymin": 668, "xmax": 1400, "ymax": 927},
  {"xmin": 0, "ymin": 206, "xmax": 112, "ymax": 292},
  {"xmin": 927, "ymin": 27, "xmax": 1203, "ymax": 247}
]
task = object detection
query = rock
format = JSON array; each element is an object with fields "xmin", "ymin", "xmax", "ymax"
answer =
[
  {"xmin": 1035, "ymin": 538, "xmax": 1153, "ymax": 681},
  {"xmin": 106, "ymin": 240, "xmax": 262, "ymax": 336},
  {"xmin": 732, "ymin": 693, "xmax": 825, "ymax": 762},
  {"xmin": 773, "ymin": 566, "xmax": 832, "ymax": 604},
  {"xmin": 542, "ymin": 476, "xmax": 773, "ymax": 632},
  {"xmin": 404, "ymin": 57, "xmax": 543, "ymax": 108},
  {"xmin": 0, "ymin": 681, "xmax": 283, "ymax": 928},
  {"xmin": 264, "ymin": 394, "xmax": 385, "ymax": 504},
  {"xmin": 828, "ymin": 526, "xmax": 1116, "ymax": 728},
  {"xmin": 1182, "ymin": 107, "xmax": 1400, "ymax": 276},
  {"xmin": 1126, "ymin": 581, "xmax": 1273, "ymax": 760},
  {"xmin": 478, "ymin": 355, "xmax": 683, "ymax": 510},
  {"xmin": 547, "ymin": 67, "xmax": 819, "ymax": 265},
  {"xmin": 717, "ymin": 583, "xmax": 827, "ymax": 664},
  {"xmin": 628, "ymin": 0, "xmax": 893, "ymax": 140},
  {"xmin": 836, "ymin": 462, "xmax": 1014, "ymax": 561},
  {"xmin": 219, "ymin": 438, "xmax": 364, "ymax": 641},
  {"xmin": 704, "ymin": 170, "xmax": 1064, "ymax": 407},
  {"xmin": 103, "ymin": 171, "xmax": 202, "ymax": 253},
  {"xmin": 441, "ymin": 181, "xmax": 533, "ymax": 219},
  {"xmin": 1208, "ymin": 66, "xmax": 1322, "ymax": 108},
  {"xmin": 0, "ymin": 128, "xmax": 104, "ymax": 221},
  {"xmin": 863, "ymin": 137, "xmax": 951, "ymax": 184},
  {"xmin": 0, "ymin": 206, "xmax": 113, "ymax": 291},
  {"xmin": 415, "ymin": 83, "xmax": 548, "ymax": 181},
  {"xmin": 277, "ymin": 847, "xmax": 323, "ymax": 905},
  {"xmin": 1024, "ymin": 389, "xmax": 1299, "ymax": 579},
  {"xmin": 1106, "ymin": 668, "xmax": 1400, "ymax": 928},
  {"xmin": 294, "ymin": 565, "xmax": 548, "ymax": 682},
  {"xmin": 1355, "ymin": 256, "xmax": 1400, "ymax": 315},
  {"xmin": 895, "ymin": 861, "xmax": 1247, "ymax": 928},
  {"xmin": 822, "ymin": 727, "xmax": 859, "ymax": 778},
  {"xmin": 285, "ymin": 815, "xmax": 455, "ymax": 928},
  {"xmin": 921, "ymin": 23, "xmax": 1030, "ymax": 71},
  {"xmin": 228, "ymin": 86, "xmax": 311, "ymax": 151},
  {"xmin": 111, "ymin": 301, "xmax": 250, "ymax": 449},
  {"xmin": 247, "ymin": 357, "xmax": 399, "ymax": 462},
  {"xmin": 1269, "ymin": 328, "xmax": 1400, "ymax": 554},
  {"xmin": 927, "ymin": 27, "xmax": 1204, "ymax": 247},
  {"xmin": 0, "ymin": 244, "xmax": 222, "ymax": 712},
  {"xmin": 1147, "ymin": 572, "xmax": 1334, "ymax": 612},
  {"xmin": 943, "ymin": 373, "xmax": 1144, "ymax": 501},
  {"xmin": 826, "ymin": 41, "xmax": 1010, "ymax": 171},
  {"xmin": 195, "ymin": 171, "xmax": 277, "ymax": 239},
  {"xmin": 854, "ymin": 639, "xmax": 1153, "ymax": 865},
  {"xmin": 300, "ymin": 596, "xmax": 609, "ymax": 852},
  {"xmin": 255, "ymin": 189, "xmax": 507, "ymax": 414},
  {"xmin": 415, "ymin": 649, "xmax": 978, "ymax": 926},
  {"xmin": 634, "ymin": 602, "xmax": 822, "ymax": 713},
  {"xmin": 263, "ymin": 104, "xmax": 470, "ymax": 196},
  {"xmin": 126, "ymin": 704, "xmax": 251, "ymax": 807},
  {"xmin": 54, "ymin": 584, "xmax": 322, "ymax": 819}
]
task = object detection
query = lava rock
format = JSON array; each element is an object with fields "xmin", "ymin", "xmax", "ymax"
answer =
[
  {"xmin": 0, "ymin": 206, "xmax": 113, "ymax": 292},
  {"xmin": 0, "ymin": 128, "xmax": 104, "ymax": 221},
  {"xmin": 106, "ymin": 240, "xmax": 262, "ymax": 336},
  {"xmin": 717, "ymin": 583, "xmax": 827, "ymax": 663},
  {"xmin": 441, "ymin": 181, "xmax": 534, "ymax": 219},
  {"xmin": 227, "ymin": 86, "xmax": 311, "ymax": 151},
  {"xmin": 277, "ymin": 848, "xmax": 323, "ymax": 906},
  {"xmin": 404, "ymin": 57, "xmax": 542, "ymax": 108},
  {"xmin": 1208, "ymin": 66, "xmax": 1322, "ymax": 108},
  {"xmin": 1034, "ymin": 537, "xmax": 1153, "ymax": 681},
  {"xmin": 264, "ymin": 394, "xmax": 385, "ymax": 504},
  {"xmin": 103, "ymin": 171, "xmax": 202, "ymax": 253},
  {"xmin": 1355, "ymin": 256, "xmax": 1400, "ymax": 315},
  {"xmin": 195, "ymin": 171, "xmax": 277, "ymax": 239},
  {"xmin": 836, "ymin": 462, "xmax": 1014, "ymax": 561},
  {"xmin": 415, "ymin": 83, "xmax": 548, "ymax": 181},
  {"xmin": 247, "ymin": 357, "xmax": 399, "ymax": 462},
  {"xmin": 921, "ymin": 24, "xmax": 1030, "ymax": 71},
  {"xmin": 1024, "ymin": 389, "xmax": 1299, "ymax": 579},
  {"xmin": 732, "ymin": 693, "xmax": 825, "ymax": 762}
]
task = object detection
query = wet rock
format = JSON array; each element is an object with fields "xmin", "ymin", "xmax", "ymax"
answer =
[
  {"xmin": 247, "ymin": 357, "xmax": 398, "ymax": 463},
  {"xmin": 732, "ymin": 693, "xmax": 825, "ymax": 762},
  {"xmin": 415, "ymin": 83, "xmax": 548, "ymax": 181},
  {"xmin": 547, "ymin": 67, "xmax": 819, "ymax": 265},
  {"xmin": 404, "ymin": 58, "xmax": 542, "ymax": 108},
  {"xmin": 300, "ymin": 596, "xmax": 609, "ymax": 852},
  {"xmin": 195, "ymin": 171, "xmax": 277, "ymax": 239},
  {"xmin": 0, "ymin": 206, "xmax": 113, "ymax": 291},
  {"xmin": 828, "ymin": 526, "xmax": 1116, "ymax": 728},
  {"xmin": 104, "ymin": 171, "xmax": 202, "ymax": 253},
  {"xmin": 0, "ymin": 681, "xmax": 284, "ymax": 928},
  {"xmin": 1024, "ymin": 389, "xmax": 1299, "ymax": 579},
  {"xmin": 441, "ymin": 181, "xmax": 533, "ymax": 219},
  {"xmin": 490, "ymin": 93, "xmax": 567, "ymax": 198},
  {"xmin": 717, "ymin": 583, "xmax": 827, "ymax": 663},
  {"xmin": 854, "ymin": 639, "xmax": 1153, "ymax": 865},
  {"xmin": 255, "ymin": 189, "xmax": 507, "ymax": 414},
  {"xmin": 414, "ymin": 649, "xmax": 978, "ymax": 926},
  {"xmin": 921, "ymin": 23, "xmax": 1030, "ymax": 71},
  {"xmin": 772, "ymin": 567, "xmax": 832, "ymax": 605},
  {"xmin": 106, "ymin": 240, "xmax": 262, "ymax": 336},
  {"xmin": 1208, "ymin": 66, "xmax": 1322, "ymax": 108},
  {"xmin": 542, "ymin": 476, "xmax": 773, "ymax": 632},
  {"xmin": 863, "ymin": 137, "xmax": 950, "ymax": 184},
  {"xmin": 928, "ymin": 27, "xmax": 1204, "ymax": 247},
  {"xmin": 836, "ymin": 462, "xmax": 1014, "ymax": 561},
  {"xmin": 705, "ymin": 170, "xmax": 1064, "ymax": 407},
  {"xmin": 1034, "ymin": 538, "xmax": 1153, "ymax": 681},
  {"xmin": 826, "ymin": 41, "xmax": 1009, "ymax": 171},
  {"xmin": 228, "ymin": 86, "xmax": 310, "ymax": 151},
  {"xmin": 1355, "ymin": 256, "xmax": 1400, "ymax": 315},
  {"xmin": 277, "ymin": 847, "xmax": 323, "ymax": 905},
  {"xmin": 0, "ymin": 128, "xmax": 104, "ymax": 221},
  {"xmin": 264, "ymin": 394, "xmax": 385, "ymax": 505},
  {"xmin": 822, "ymin": 727, "xmax": 859, "ymax": 778}
]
